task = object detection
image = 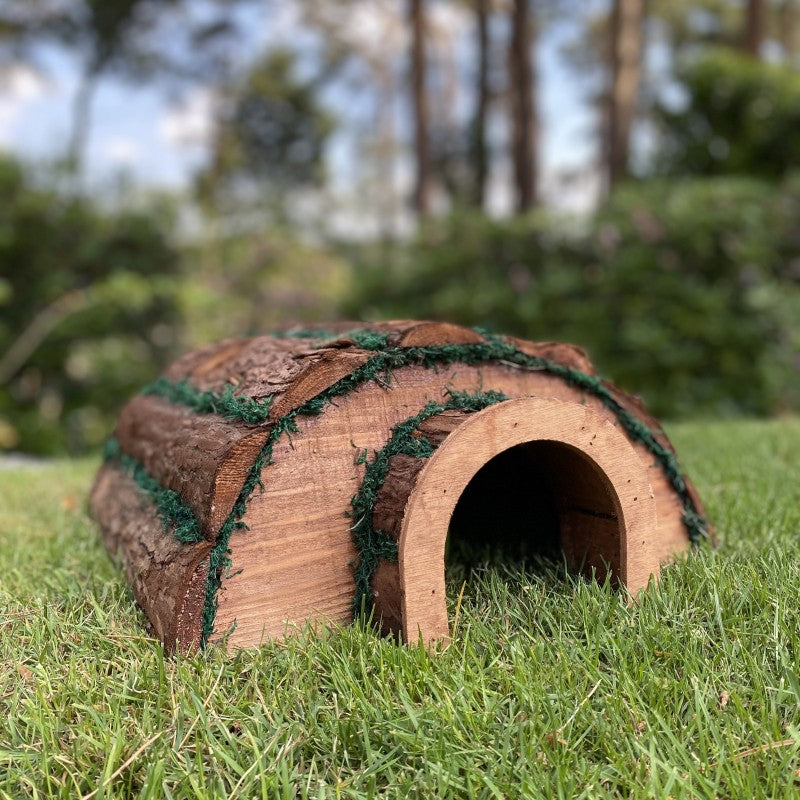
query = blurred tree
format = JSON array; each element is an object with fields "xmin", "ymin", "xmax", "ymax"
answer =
[
  {"xmin": 654, "ymin": 47, "xmax": 800, "ymax": 178},
  {"xmin": 778, "ymin": 0, "xmax": 798, "ymax": 60},
  {"xmin": 509, "ymin": 0, "xmax": 537, "ymax": 211},
  {"xmin": 343, "ymin": 175, "xmax": 800, "ymax": 418},
  {"xmin": 743, "ymin": 0, "xmax": 766, "ymax": 56},
  {"xmin": 409, "ymin": 0, "xmax": 432, "ymax": 216},
  {"xmin": 563, "ymin": 0, "xmax": 780, "ymax": 188},
  {"xmin": 299, "ymin": 0, "xmax": 407, "ymax": 236},
  {"xmin": 179, "ymin": 227, "xmax": 352, "ymax": 347},
  {"xmin": 199, "ymin": 48, "xmax": 335, "ymax": 210},
  {"xmin": 471, "ymin": 0, "xmax": 491, "ymax": 209},
  {"xmin": 0, "ymin": 0, "xmax": 246, "ymax": 173},
  {"xmin": 607, "ymin": 0, "xmax": 644, "ymax": 191},
  {"xmin": 0, "ymin": 157, "xmax": 180, "ymax": 454}
]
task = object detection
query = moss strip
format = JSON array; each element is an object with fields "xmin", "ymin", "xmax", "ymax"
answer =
[
  {"xmin": 102, "ymin": 438, "xmax": 203, "ymax": 544},
  {"xmin": 271, "ymin": 327, "xmax": 390, "ymax": 350},
  {"xmin": 127, "ymin": 329, "xmax": 709, "ymax": 646},
  {"xmin": 198, "ymin": 338, "xmax": 707, "ymax": 646},
  {"xmin": 349, "ymin": 389, "xmax": 509, "ymax": 615},
  {"xmin": 141, "ymin": 377, "xmax": 273, "ymax": 425}
]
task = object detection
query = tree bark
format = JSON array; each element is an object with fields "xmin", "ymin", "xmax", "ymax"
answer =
[
  {"xmin": 509, "ymin": 0, "xmax": 537, "ymax": 212},
  {"xmin": 92, "ymin": 321, "xmax": 712, "ymax": 650},
  {"xmin": 66, "ymin": 66, "xmax": 99, "ymax": 175},
  {"xmin": 409, "ymin": 0, "xmax": 431, "ymax": 217},
  {"xmin": 472, "ymin": 0, "xmax": 490, "ymax": 209},
  {"xmin": 780, "ymin": 0, "xmax": 798, "ymax": 60},
  {"xmin": 91, "ymin": 463, "xmax": 212, "ymax": 652},
  {"xmin": 607, "ymin": 0, "xmax": 645, "ymax": 192},
  {"xmin": 743, "ymin": 0, "xmax": 766, "ymax": 57}
]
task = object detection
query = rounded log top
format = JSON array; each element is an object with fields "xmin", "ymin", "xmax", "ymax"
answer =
[{"xmin": 90, "ymin": 320, "xmax": 713, "ymax": 651}]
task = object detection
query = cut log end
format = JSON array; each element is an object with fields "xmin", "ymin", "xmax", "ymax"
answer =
[{"xmin": 371, "ymin": 398, "xmax": 659, "ymax": 644}]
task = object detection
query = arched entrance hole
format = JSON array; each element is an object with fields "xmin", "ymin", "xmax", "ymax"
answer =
[
  {"xmin": 445, "ymin": 440, "xmax": 623, "ymax": 583},
  {"xmin": 398, "ymin": 398, "xmax": 658, "ymax": 644}
]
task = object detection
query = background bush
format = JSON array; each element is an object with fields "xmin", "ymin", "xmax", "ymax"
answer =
[
  {"xmin": 0, "ymin": 158, "xmax": 180, "ymax": 454},
  {"xmin": 2, "ymin": 159, "xmax": 799, "ymax": 455},
  {"xmin": 345, "ymin": 175, "xmax": 800, "ymax": 419}
]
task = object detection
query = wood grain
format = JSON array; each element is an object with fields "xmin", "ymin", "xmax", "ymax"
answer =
[
  {"xmin": 398, "ymin": 398, "xmax": 657, "ymax": 644},
  {"xmin": 91, "ymin": 321, "xmax": 709, "ymax": 652},
  {"xmin": 114, "ymin": 394, "xmax": 270, "ymax": 538},
  {"xmin": 214, "ymin": 363, "xmax": 688, "ymax": 649}
]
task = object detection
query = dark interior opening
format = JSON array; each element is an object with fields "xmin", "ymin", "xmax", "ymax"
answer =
[{"xmin": 445, "ymin": 439, "xmax": 622, "ymax": 583}]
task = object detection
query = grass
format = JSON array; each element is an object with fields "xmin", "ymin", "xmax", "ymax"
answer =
[{"xmin": 2, "ymin": 418, "xmax": 800, "ymax": 798}]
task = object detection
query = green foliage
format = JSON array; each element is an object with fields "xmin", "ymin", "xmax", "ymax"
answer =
[
  {"xmin": 345, "ymin": 175, "xmax": 800, "ymax": 418},
  {"xmin": 178, "ymin": 225, "xmax": 353, "ymax": 347},
  {"xmin": 655, "ymin": 48, "xmax": 800, "ymax": 178},
  {"xmin": 584, "ymin": 175, "xmax": 800, "ymax": 417},
  {"xmin": 0, "ymin": 157, "xmax": 181, "ymax": 455},
  {"xmin": 2, "ymin": 418, "xmax": 800, "ymax": 796},
  {"xmin": 200, "ymin": 49, "xmax": 335, "ymax": 206}
]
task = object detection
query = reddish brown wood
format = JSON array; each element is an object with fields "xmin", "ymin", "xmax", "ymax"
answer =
[
  {"xmin": 397, "ymin": 398, "xmax": 658, "ymax": 644},
  {"xmin": 91, "ymin": 320, "xmax": 711, "ymax": 652},
  {"xmin": 114, "ymin": 395, "xmax": 269, "ymax": 538},
  {"xmin": 91, "ymin": 463, "xmax": 210, "ymax": 651},
  {"xmin": 371, "ymin": 411, "xmax": 474, "ymax": 635},
  {"xmin": 506, "ymin": 337, "xmax": 597, "ymax": 375}
]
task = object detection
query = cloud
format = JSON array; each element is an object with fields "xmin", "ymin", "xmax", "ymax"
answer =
[
  {"xmin": 159, "ymin": 88, "xmax": 217, "ymax": 148},
  {"xmin": 104, "ymin": 137, "xmax": 141, "ymax": 166},
  {"xmin": 0, "ymin": 63, "xmax": 48, "ymax": 146}
]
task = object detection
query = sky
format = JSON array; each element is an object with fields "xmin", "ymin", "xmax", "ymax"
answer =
[{"xmin": 0, "ymin": 1, "xmax": 603, "ymax": 225}]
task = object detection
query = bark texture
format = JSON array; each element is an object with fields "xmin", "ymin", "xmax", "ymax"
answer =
[
  {"xmin": 509, "ymin": 0, "xmax": 537, "ymax": 211},
  {"xmin": 115, "ymin": 395, "xmax": 271, "ymax": 537},
  {"xmin": 607, "ymin": 0, "xmax": 645, "ymax": 190},
  {"xmin": 92, "ymin": 463, "xmax": 211, "ymax": 651},
  {"xmin": 91, "ymin": 319, "xmax": 712, "ymax": 651}
]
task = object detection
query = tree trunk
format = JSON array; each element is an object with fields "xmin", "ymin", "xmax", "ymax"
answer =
[
  {"xmin": 509, "ymin": 0, "xmax": 537, "ymax": 212},
  {"xmin": 780, "ymin": 0, "xmax": 798, "ymax": 61},
  {"xmin": 66, "ymin": 66, "xmax": 98, "ymax": 175},
  {"xmin": 472, "ymin": 0, "xmax": 490, "ymax": 208},
  {"xmin": 374, "ymin": 60, "xmax": 399, "ymax": 239},
  {"xmin": 743, "ymin": 0, "xmax": 766, "ymax": 57},
  {"xmin": 607, "ymin": 0, "xmax": 644, "ymax": 192},
  {"xmin": 409, "ymin": 0, "xmax": 431, "ymax": 217}
]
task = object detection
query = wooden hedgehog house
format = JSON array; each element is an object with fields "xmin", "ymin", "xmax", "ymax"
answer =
[{"xmin": 91, "ymin": 321, "xmax": 712, "ymax": 652}]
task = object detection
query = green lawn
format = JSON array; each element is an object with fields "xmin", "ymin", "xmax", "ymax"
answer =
[{"xmin": 2, "ymin": 419, "xmax": 800, "ymax": 798}]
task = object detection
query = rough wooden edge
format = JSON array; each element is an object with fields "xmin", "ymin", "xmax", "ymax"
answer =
[
  {"xmin": 114, "ymin": 394, "xmax": 268, "ymax": 539},
  {"xmin": 90, "ymin": 462, "xmax": 211, "ymax": 651},
  {"xmin": 95, "ymin": 323, "xmax": 711, "ymax": 651}
]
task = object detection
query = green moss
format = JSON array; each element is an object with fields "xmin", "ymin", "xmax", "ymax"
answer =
[
  {"xmin": 349, "ymin": 389, "xmax": 509, "ymax": 616},
  {"xmin": 142, "ymin": 377, "xmax": 273, "ymax": 425},
  {"xmin": 121, "ymin": 329, "xmax": 709, "ymax": 647},
  {"xmin": 102, "ymin": 438, "xmax": 203, "ymax": 544}
]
